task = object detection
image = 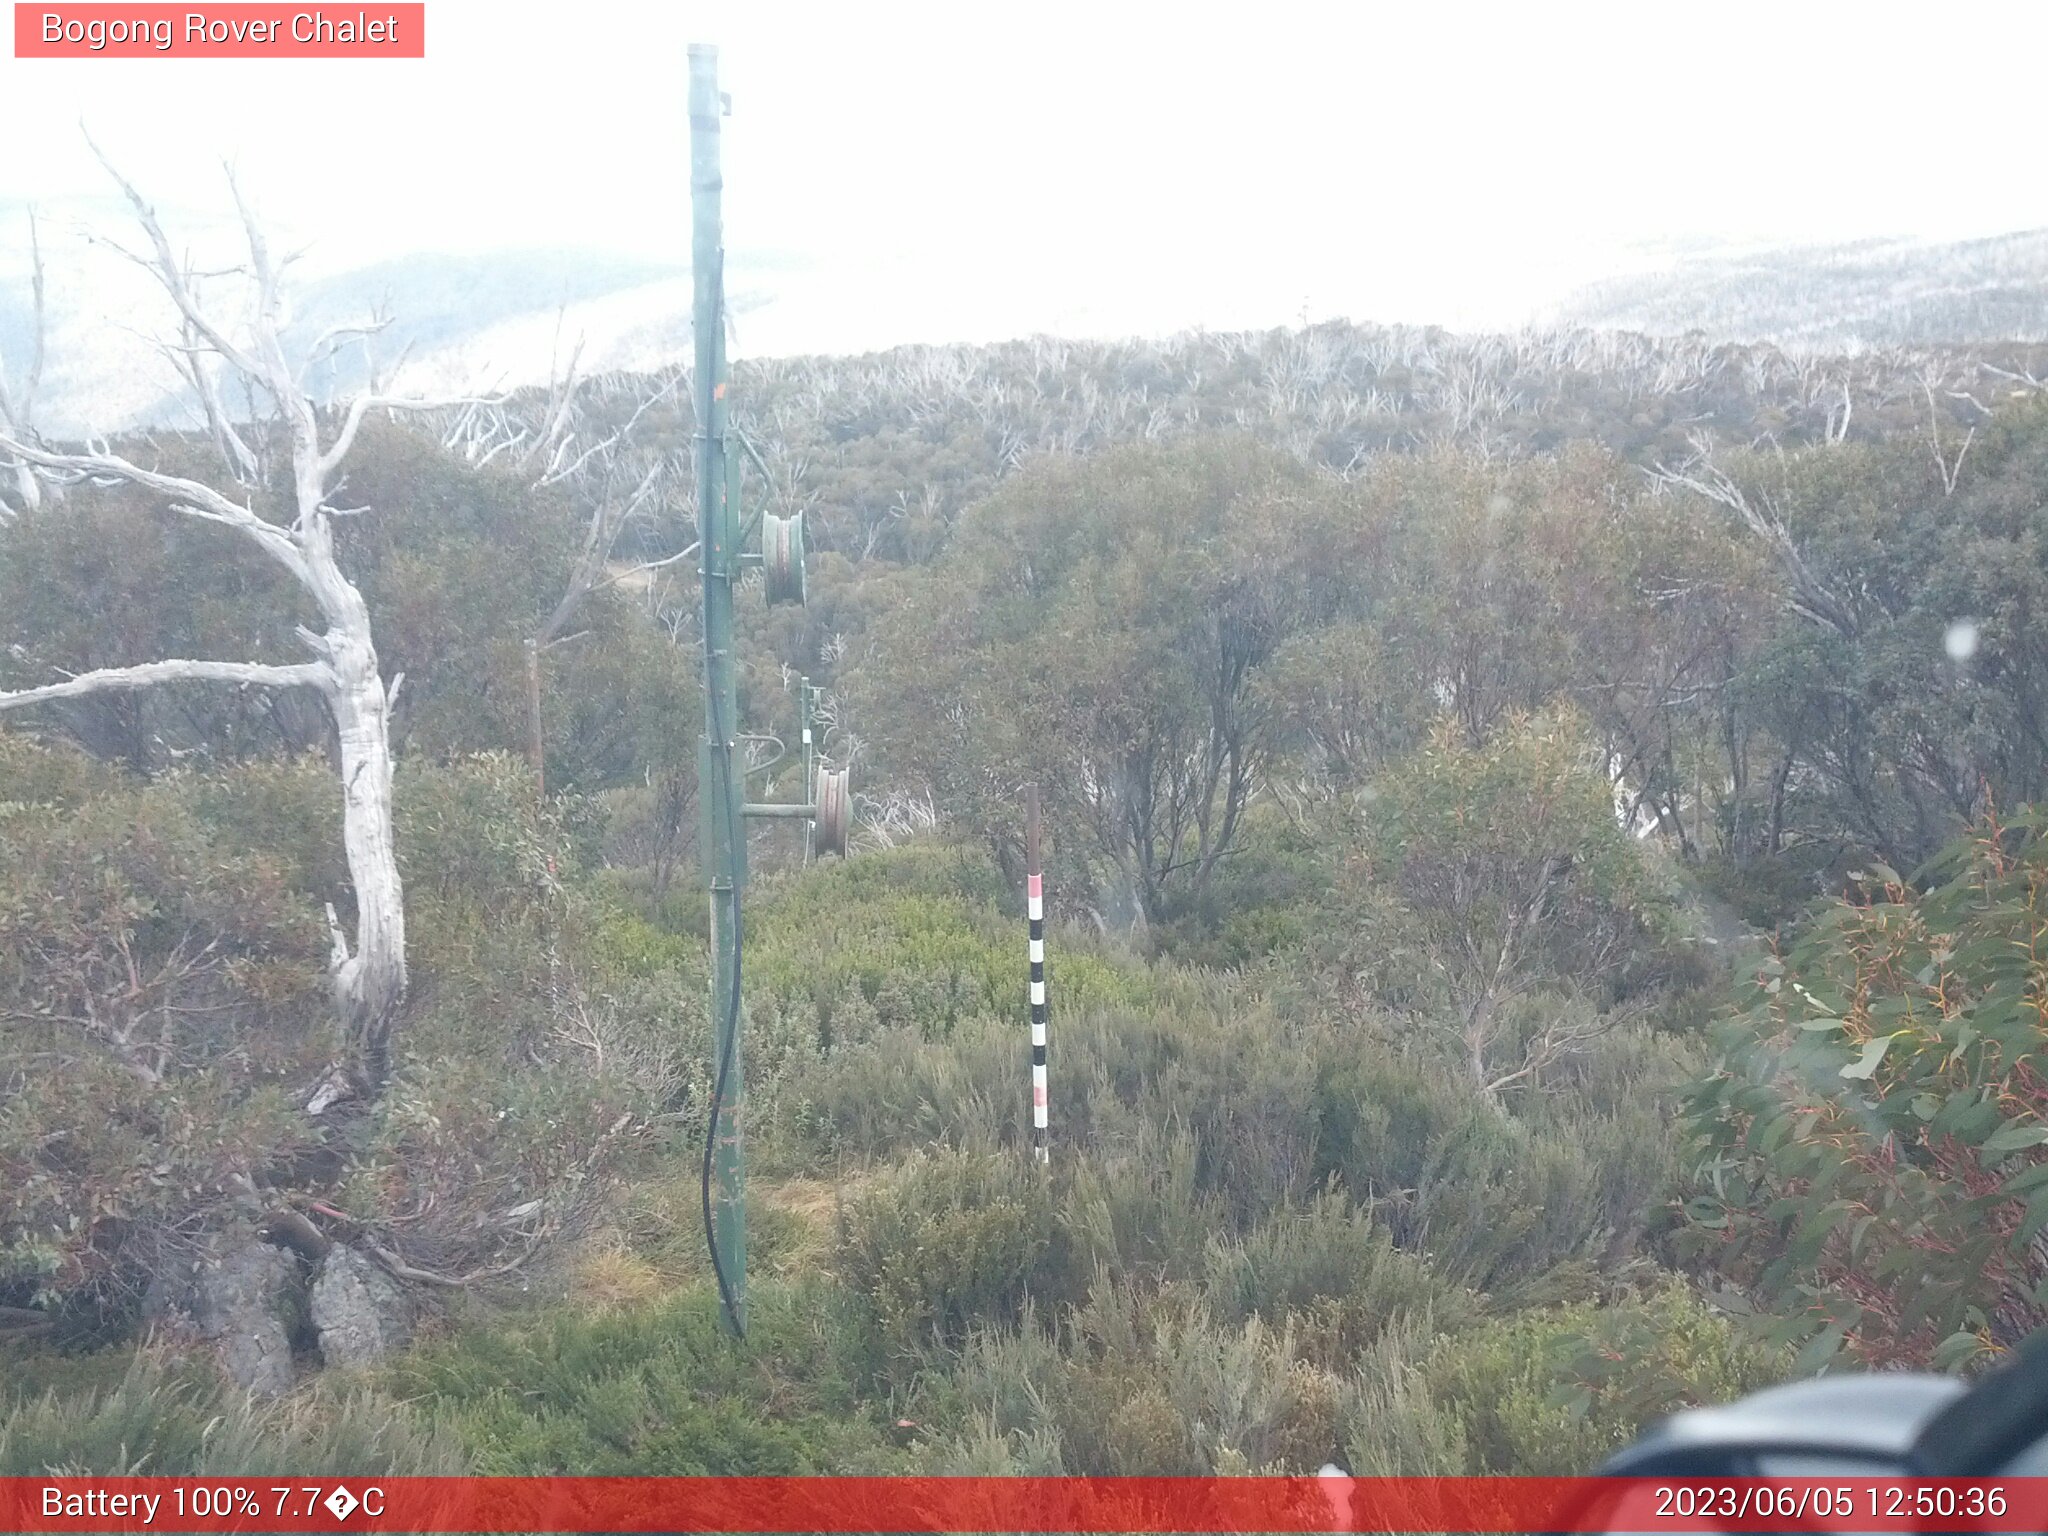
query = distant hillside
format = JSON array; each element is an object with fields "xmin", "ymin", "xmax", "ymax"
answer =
[
  {"xmin": 1551, "ymin": 230, "xmax": 2048, "ymax": 350},
  {"xmin": 510, "ymin": 322, "xmax": 2048, "ymax": 573},
  {"xmin": 0, "ymin": 218, "xmax": 766, "ymax": 435}
]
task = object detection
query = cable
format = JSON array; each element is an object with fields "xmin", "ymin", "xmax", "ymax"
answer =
[
  {"xmin": 704, "ymin": 675, "xmax": 745, "ymax": 1335},
  {"xmin": 700, "ymin": 616, "xmax": 745, "ymax": 1337},
  {"xmin": 699, "ymin": 241, "xmax": 745, "ymax": 1338}
]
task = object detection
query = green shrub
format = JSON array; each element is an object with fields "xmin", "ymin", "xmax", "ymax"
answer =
[
  {"xmin": 1201, "ymin": 1190, "xmax": 1475, "ymax": 1366},
  {"xmin": 386, "ymin": 1281, "xmax": 897, "ymax": 1474},
  {"xmin": 835, "ymin": 1147, "xmax": 1065, "ymax": 1369},
  {"xmin": 1682, "ymin": 811, "xmax": 2048, "ymax": 1368},
  {"xmin": 1342, "ymin": 1284, "xmax": 1784, "ymax": 1475},
  {"xmin": 0, "ymin": 1351, "xmax": 461, "ymax": 1475},
  {"xmin": 0, "ymin": 769, "xmax": 328, "ymax": 1319}
]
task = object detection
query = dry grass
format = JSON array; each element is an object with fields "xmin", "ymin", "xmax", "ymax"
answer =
[{"xmin": 569, "ymin": 1241, "xmax": 666, "ymax": 1312}]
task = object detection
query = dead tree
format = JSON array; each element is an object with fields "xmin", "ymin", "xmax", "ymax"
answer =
[
  {"xmin": 1651, "ymin": 436, "xmax": 1859, "ymax": 639},
  {"xmin": 0, "ymin": 210, "xmax": 48, "ymax": 517},
  {"xmin": 0, "ymin": 153, "xmax": 492, "ymax": 1107}
]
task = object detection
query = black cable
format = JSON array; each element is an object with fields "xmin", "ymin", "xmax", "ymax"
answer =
[
  {"xmin": 699, "ymin": 243, "xmax": 745, "ymax": 1338},
  {"xmin": 700, "ymin": 646, "xmax": 745, "ymax": 1337}
]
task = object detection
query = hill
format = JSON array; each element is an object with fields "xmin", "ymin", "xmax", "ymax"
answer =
[{"xmin": 1550, "ymin": 229, "xmax": 2048, "ymax": 349}]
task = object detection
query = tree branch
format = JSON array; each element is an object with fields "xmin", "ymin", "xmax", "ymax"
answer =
[
  {"xmin": 0, "ymin": 658, "xmax": 330, "ymax": 712},
  {"xmin": 319, "ymin": 390, "xmax": 508, "ymax": 484},
  {"xmin": 0, "ymin": 432, "xmax": 309, "ymax": 582},
  {"xmin": 84, "ymin": 133, "xmax": 274, "ymax": 390}
]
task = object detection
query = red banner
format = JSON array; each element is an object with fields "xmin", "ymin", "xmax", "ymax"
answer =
[
  {"xmin": 13, "ymin": 4, "xmax": 424, "ymax": 57},
  {"xmin": 1, "ymin": 1476, "xmax": 2044, "ymax": 1533}
]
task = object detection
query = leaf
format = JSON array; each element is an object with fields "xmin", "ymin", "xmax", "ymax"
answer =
[
  {"xmin": 1999, "ymin": 1162, "xmax": 2048, "ymax": 1198},
  {"xmin": 1839, "ymin": 1034, "xmax": 1898, "ymax": 1081},
  {"xmin": 2019, "ymin": 1189, "xmax": 2048, "ymax": 1251},
  {"xmin": 1793, "ymin": 1319, "xmax": 1849, "ymax": 1375},
  {"xmin": 1933, "ymin": 1330, "xmax": 1989, "ymax": 1372},
  {"xmin": 1981, "ymin": 1124, "xmax": 2048, "ymax": 1156}
]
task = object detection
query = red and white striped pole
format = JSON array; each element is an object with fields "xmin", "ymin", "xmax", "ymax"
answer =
[{"xmin": 1026, "ymin": 784, "xmax": 1049, "ymax": 1164}]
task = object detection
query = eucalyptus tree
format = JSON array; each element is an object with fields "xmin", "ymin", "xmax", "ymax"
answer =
[{"xmin": 0, "ymin": 155, "xmax": 491, "ymax": 1108}]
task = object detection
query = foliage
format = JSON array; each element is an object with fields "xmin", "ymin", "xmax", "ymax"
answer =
[
  {"xmin": 1682, "ymin": 810, "xmax": 2048, "ymax": 1367},
  {"xmin": 859, "ymin": 438, "xmax": 1321, "ymax": 925},
  {"xmin": 0, "ymin": 1350, "xmax": 462, "ymax": 1475},
  {"xmin": 382, "ymin": 1281, "xmax": 898, "ymax": 1474},
  {"xmin": 1342, "ymin": 1285, "xmax": 1785, "ymax": 1475},
  {"xmin": 835, "ymin": 1147, "xmax": 1066, "ymax": 1363},
  {"xmin": 16, "ymin": 313, "xmax": 2048, "ymax": 1474},
  {"xmin": 0, "ymin": 743, "xmax": 328, "ymax": 1316}
]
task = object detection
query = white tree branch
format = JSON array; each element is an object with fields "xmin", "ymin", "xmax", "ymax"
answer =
[
  {"xmin": 319, "ymin": 391, "xmax": 507, "ymax": 484},
  {"xmin": 84, "ymin": 134, "xmax": 274, "ymax": 390},
  {"xmin": 0, "ymin": 657, "xmax": 331, "ymax": 712},
  {"xmin": 0, "ymin": 432, "xmax": 308, "ymax": 582}
]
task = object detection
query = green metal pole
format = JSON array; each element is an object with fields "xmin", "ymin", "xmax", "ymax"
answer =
[{"xmin": 690, "ymin": 41, "xmax": 746, "ymax": 1338}]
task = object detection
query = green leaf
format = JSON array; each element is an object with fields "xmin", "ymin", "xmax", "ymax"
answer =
[
  {"xmin": 1839, "ymin": 1034, "xmax": 1898, "ymax": 1081},
  {"xmin": 1999, "ymin": 1162, "xmax": 2048, "ymax": 1198},
  {"xmin": 1981, "ymin": 1124, "xmax": 2048, "ymax": 1156},
  {"xmin": 1793, "ymin": 1320, "xmax": 1849, "ymax": 1375},
  {"xmin": 2019, "ymin": 1189, "xmax": 2048, "ymax": 1251},
  {"xmin": 1932, "ymin": 1330, "xmax": 1989, "ymax": 1371}
]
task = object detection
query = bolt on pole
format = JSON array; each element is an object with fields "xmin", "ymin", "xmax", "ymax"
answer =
[{"xmin": 690, "ymin": 41, "xmax": 747, "ymax": 1339}]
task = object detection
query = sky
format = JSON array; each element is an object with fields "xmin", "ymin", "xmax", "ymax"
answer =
[{"xmin": 4, "ymin": 0, "xmax": 2048, "ymax": 347}]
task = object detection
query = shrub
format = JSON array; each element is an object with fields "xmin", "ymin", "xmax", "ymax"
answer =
[
  {"xmin": 835, "ymin": 1147, "xmax": 1065, "ymax": 1369},
  {"xmin": 385, "ymin": 1281, "xmax": 897, "ymax": 1474},
  {"xmin": 0, "ymin": 1350, "xmax": 461, "ymax": 1475},
  {"xmin": 1681, "ymin": 811, "xmax": 2048, "ymax": 1368},
  {"xmin": 1342, "ymin": 1285, "xmax": 1784, "ymax": 1475},
  {"xmin": 1200, "ymin": 1190, "xmax": 1475, "ymax": 1366},
  {"xmin": 0, "ymin": 764, "xmax": 328, "ymax": 1320}
]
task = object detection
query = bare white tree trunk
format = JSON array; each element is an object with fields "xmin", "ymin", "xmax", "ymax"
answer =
[
  {"xmin": 0, "ymin": 209, "xmax": 48, "ymax": 518},
  {"xmin": 322, "ymin": 571, "xmax": 408, "ymax": 1086},
  {"xmin": 0, "ymin": 152, "xmax": 490, "ymax": 1104}
]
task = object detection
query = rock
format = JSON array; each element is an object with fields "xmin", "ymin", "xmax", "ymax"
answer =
[
  {"xmin": 190, "ymin": 1241, "xmax": 302, "ymax": 1399},
  {"xmin": 310, "ymin": 1245, "xmax": 413, "ymax": 1368}
]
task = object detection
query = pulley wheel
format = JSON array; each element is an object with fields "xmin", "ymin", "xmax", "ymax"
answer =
[
  {"xmin": 763, "ymin": 511, "xmax": 807, "ymax": 607},
  {"xmin": 813, "ymin": 765, "xmax": 851, "ymax": 857}
]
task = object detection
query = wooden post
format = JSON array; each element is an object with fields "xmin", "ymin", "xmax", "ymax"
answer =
[{"xmin": 524, "ymin": 638, "xmax": 546, "ymax": 803}]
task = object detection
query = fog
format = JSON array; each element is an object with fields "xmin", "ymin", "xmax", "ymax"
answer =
[{"xmin": 4, "ymin": 0, "xmax": 2047, "ymax": 346}]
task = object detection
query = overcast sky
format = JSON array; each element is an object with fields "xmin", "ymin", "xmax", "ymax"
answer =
[{"xmin": 4, "ymin": 1, "xmax": 2048, "ymax": 341}]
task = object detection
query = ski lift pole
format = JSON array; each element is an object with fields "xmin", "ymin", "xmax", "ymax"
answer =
[{"xmin": 690, "ymin": 41, "xmax": 747, "ymax": 1339}]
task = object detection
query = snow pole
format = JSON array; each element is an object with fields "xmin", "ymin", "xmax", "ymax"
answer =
[{"xmin": 1027, "ymin": 784, "xmax": 1049, "ymax": 1164}]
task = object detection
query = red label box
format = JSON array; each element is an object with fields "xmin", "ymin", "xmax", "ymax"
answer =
[{"xmin": 14, "ymin": 3, "xmax": 425, "ymax": 56}]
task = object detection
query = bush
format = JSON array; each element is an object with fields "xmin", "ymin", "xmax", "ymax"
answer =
[
  {"xmin": 384, "ymin": 1281, "xmax": 898, "ymax": 1474},
  {"xmin": 1342, "ymin": 1284, "xmax": 1785, "ymax": 1475},
  {"xmin": 0, "ymin": 1350, "xmax": 461, "ymax": 1475},
  {"xmin": 1682, "ymin": 811, "xmax": 2048, "ymax": 1368},
  {"xmin": 0, "ymin": 757, "xmax": 329, "ymax": 1320},
  {"xmin": 835, "ymin": 1147, "xmax": 1065, "ymax": 1369},
  {"xmin": 1200, "ymin": 1190, "xmax": 1475, "ymax": 1366},
  {"xmin": 921, "ymin": 1281, "xmax": 1348, "ymax": 1474}
]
